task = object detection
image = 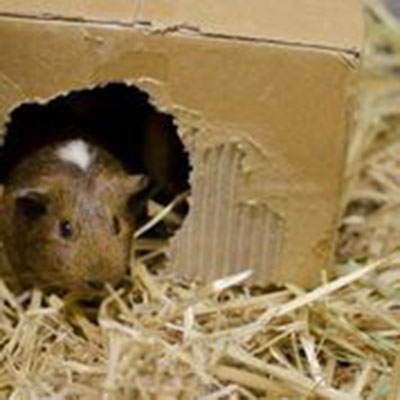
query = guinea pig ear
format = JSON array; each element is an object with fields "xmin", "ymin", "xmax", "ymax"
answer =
[
  {"xmin": 123, "ymin": 174, "xmax": 150, "ymax": 196},
  {"xmin": 14, "ymin": 188, "xmax": 49, "ymax": 219}
]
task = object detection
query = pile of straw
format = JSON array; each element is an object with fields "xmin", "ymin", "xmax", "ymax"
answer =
[
  {"xmin": 1, "ymin": 256, "xmax": 400, "ymax": 400},
  {"xmin": 1, "ymin": 1, "xmax": 400, "ymax": 399}
]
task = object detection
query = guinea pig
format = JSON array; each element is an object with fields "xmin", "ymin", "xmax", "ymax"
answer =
[{"xmin": 0, "ymin": 139, "xmax": 148, "ymax": 293}]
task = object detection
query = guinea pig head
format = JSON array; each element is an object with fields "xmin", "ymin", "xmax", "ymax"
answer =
[{"xmin": 3, "ymin": 170, "xmax": 148, "ymax": 293}]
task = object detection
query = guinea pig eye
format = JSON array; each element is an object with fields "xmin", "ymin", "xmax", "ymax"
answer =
[
  {"xmin": 59, "ymin": 220, "xmax": 73, "ymax": 239},
  {"xmin": 112, "ymin": 216, "xmax": 121, "ymax": 235}
]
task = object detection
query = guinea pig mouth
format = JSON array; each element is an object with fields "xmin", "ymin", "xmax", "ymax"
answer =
[
  {"xmin": 65, "ymin": 286, "xmax": 108, "ymax": 299},
  {"xmin": 63, "ymin": 288, "xmax": 107, "ymax": 309}
]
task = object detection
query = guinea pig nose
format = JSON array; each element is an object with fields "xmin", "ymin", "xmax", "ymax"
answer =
[{"xmin": 84, "ymin": 279, "xmax": 104, "ymax": 290}]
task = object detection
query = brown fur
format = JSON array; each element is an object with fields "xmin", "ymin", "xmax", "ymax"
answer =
[{"xmin": 0, "ymin": 141, "xmax": 147, "ymax": 293}]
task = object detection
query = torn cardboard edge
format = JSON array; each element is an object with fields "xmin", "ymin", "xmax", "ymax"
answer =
[{"xmin": 0, "ymin": 81, "xmax": 191, "ymax": 243}]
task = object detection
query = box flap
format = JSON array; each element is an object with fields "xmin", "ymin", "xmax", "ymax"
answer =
[
  {"xmin": 0, "ymin": 0, "xmax": 362, "ymax": 53},
  {"xmin": 138, "ymin": 0, "xmax": 362, "ymax": 52}
]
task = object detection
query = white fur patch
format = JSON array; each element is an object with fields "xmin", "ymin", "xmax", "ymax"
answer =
[{"xmin": 57, "ymin": 140, "xmax": 93, "ymax": 171}]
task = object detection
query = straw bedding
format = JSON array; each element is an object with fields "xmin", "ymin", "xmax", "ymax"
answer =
[{"xmin": 1, "ymin": 1, "xmax": 400, "ymax": 399}]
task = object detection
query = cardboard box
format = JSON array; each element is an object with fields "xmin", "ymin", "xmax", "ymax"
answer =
[{"xmin": 0, "ymin": 1, "xmax": 362, "ymax": 287}]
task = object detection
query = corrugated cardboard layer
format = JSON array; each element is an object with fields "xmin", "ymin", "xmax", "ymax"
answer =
[
  {"xmin": 0, "ymin": 16, "xmax": 359, "ymax": 286},
  {"xmin": 0, "ymin": 0, "xmax": 362, "ymax": 52},
  {"xmin": 169, "ymin": 144, "xmax": 283, "ymax": 282}
]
